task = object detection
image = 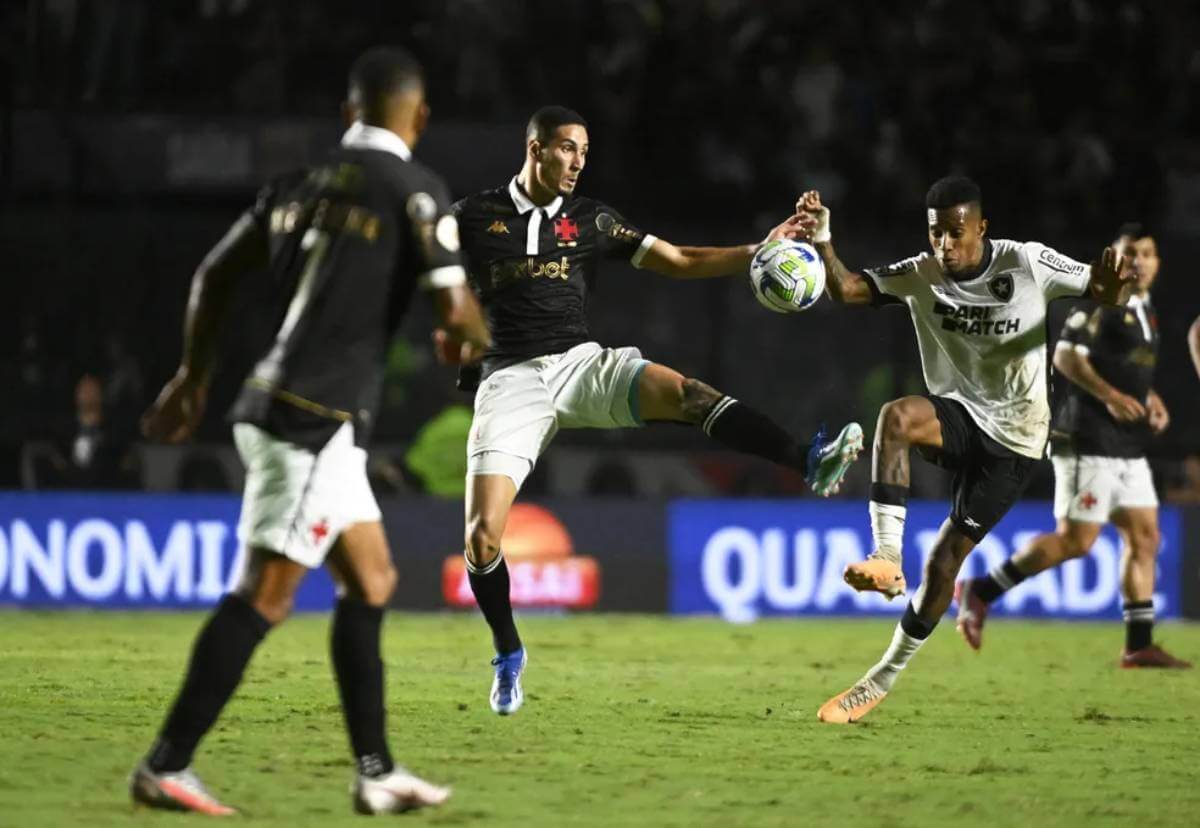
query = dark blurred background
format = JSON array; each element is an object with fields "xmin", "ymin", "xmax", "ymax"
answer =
[{"xmin": 4, "ymin": 0, "xmax": 1200, "ymax": 502}]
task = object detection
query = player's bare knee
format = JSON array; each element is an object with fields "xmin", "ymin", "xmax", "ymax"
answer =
[
  {"xmin": 1130, "ymin": 526, "xmax": 1160, "ymax": 559},
  {"xmin": 1060, "ymin": 524, "xmax": 1098, "ymax": 559},
  {"xmin": 360, "ymin": 564, "xmax": 398, "ymax": 606},
  {"xmin": 465, "ymin": 517, "xmax": 502, "ymax": 569},
  {"xmin": 877, "ymin": 399, "xmax": 914, "ymax": 441},
  {"xmin": 680, "ymin": 378, "xmax": 721, "ymax": 424}
]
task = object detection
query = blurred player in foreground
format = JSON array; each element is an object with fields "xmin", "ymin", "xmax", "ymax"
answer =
[
  {"xmin": 956, "ymin": 223, "xmax": 1189, "ymax": 668},
  {"xmin": 132, "ymin": 47, "xmax": 489, "ymax": 814},
  {"xmin": 451, "ymin": 105, "xmax": 863, "ymax": 716},
  {"xmin": 796, "ymin": 177, "xmax": 1132, "ymax": 723}
]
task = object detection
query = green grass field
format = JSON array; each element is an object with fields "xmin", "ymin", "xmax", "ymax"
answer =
[{"xmin": 2, "ymin": 611, "xmax": 1197, "ymax": 827}]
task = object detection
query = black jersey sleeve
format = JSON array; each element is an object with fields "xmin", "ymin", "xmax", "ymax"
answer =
[
  {"xmin": 593, "ymin": 203, "xmax": 656, "ymax": 266},
  {"xmin": 1058, "ymin": 303, "xmax": 1105, "ymax": 354},
  {"xmin": 407, "ymin": 179, "xmax": 467, "ymax": 291}
]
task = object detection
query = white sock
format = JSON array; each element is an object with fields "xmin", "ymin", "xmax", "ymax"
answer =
[
  {"xmin": 869, "ymin": 501, "xmax": 906, "ymax": 564},
  {"xmin": 864, "ymin": 622, "xmax": 927, "ymax": 692}
]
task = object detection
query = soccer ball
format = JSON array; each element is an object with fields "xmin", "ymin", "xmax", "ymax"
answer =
[{"xmin": 748, "ymin": 240, "xmax": 826, "ymax": 313}]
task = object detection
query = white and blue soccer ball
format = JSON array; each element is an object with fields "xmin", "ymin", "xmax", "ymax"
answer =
[{"xmin": 748, "ymin": 240, "xmax": 826, "ymax": 313}]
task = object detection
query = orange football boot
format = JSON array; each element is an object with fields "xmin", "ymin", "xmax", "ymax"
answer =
[
  {"xmin": 843, "ymin": 554, "xmax": 906, "ymax": 599},
  {"xmin": 817, "ymin": 677, "xmax": 888, "ymax": 724}
]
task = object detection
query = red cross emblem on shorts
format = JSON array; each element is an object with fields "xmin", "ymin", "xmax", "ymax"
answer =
[
  {"xmin": 310, "ymin": 518, "xmax": 330, "ymax": 544},
  {"xmin": 1079, "ymin": 492, "xmax": 1097, "ymax": 510},
  {"xmin": 553, "ymin": 216, "xmax": 579, "ymax": 245}
]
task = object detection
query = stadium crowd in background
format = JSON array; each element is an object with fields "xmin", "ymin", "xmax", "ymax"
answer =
[{"xmin": 6, "ymin": 0, "xmax": 1200, "ymax": 496}]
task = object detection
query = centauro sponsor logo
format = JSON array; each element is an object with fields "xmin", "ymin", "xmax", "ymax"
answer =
[
  {"xmin": 1038, "ymin": 249, "xmax": 1086, "ymax": 274},
  {"xmin": 933, "ymin": 301, "xmax": 1020, "ymax": 335},
  {"xmin": 490, "ymin": 256, "xmax": 571, "ymax": 288}
]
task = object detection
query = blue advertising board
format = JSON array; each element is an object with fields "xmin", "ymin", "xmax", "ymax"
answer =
[
  {"xmin": 0, "ymin": 493, "xmax": 335, "ymax": 610},
  {"xmin": 669, "ymin": 499, "xmax": 1183, "ymax": 621}
]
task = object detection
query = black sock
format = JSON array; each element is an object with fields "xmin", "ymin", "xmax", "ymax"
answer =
[
  {"xmin": 973, "ymin": 560, "xmax": 1027, "ymax": 604},
  {"xmin": 1123, "ymin": 600, "xmax": 1154, "ymax": 651},
  {"xmin": 702, "ymin": 397, "xmax": 806, "ymax": 473},
  {"xmin": 870, "ymin": 482, "xmax": 909, "ymax": 507},
  {"xmin": 147, "ymin": 594, "xmax": 271, "ymax": 773},
  {"xmin": 900, "ymin": 601, "xmax": 938, "ymax": 640},
  {"xmin": 331, "ymin": 598, "xmax": 394, "ymax": 778},
  {"xmin": 467, "ymin": 554, "xmax": 522, "ymax": 655}
]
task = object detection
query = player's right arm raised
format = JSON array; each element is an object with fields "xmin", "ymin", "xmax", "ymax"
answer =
[
  {"xmin": 142, "ymin": 213, "xmax": 269, "ymax": 442},
  {"xmin": 795, "ymin": 190, "xmax": 873, "ymax": 305}
]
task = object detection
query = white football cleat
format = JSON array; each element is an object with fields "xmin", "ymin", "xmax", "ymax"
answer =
[
  {"xmin": 352, "ymin": 768, "xmax": 451, "ymax": 814},
  {"xmin": 129, "ymin": 762, "xmax": 237, "ymax": 816}
]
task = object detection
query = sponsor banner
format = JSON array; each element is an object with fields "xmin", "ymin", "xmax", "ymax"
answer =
[
  {"xmin": 0, "ymin": 493, "xmax": 334, "ymax": 610},
  {"xmin": 0, "ymin": 494, "xmax": 664, "ymax": 613},
  {"xmin": 441, "ymin": 504, "xmax": 601, "ymax": 609},
  {"xmin": 669, "ymin": 500, "xmax": 1184, "ymax": 622}
]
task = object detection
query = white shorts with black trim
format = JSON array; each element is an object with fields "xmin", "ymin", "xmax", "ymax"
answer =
[
  {"xmin": 467, "ymin": 341, "xmax": 649, "ymax": 490},
  {"xmin": 1051, "ymin": 452, "xmax": 1158, "ymax": 523},
  {"xmin": 233, "ymin": 421, "xmax": 381, "ymax": 568}
]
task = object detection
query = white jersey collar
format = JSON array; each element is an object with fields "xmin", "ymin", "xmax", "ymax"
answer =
[
  {"xmin": 508, "ymin": 176, "xmax": 562, "ymax": 217},
  {"xmin": 340, "ymin": 122, "xmax": 412, "ymax": 161}
]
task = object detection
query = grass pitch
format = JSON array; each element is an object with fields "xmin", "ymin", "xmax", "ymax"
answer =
[{"xmin": 1, "ymin": 611, "xmax": 1197, "ymax": 827}]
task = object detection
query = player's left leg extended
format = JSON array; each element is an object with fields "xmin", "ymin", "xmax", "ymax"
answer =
[
  {"xmin": 326, "ymin": 522, "xmax": 451, "ymax": 813},
  {"xmin": 636, "ymin": 363, "xmax": 863, "ymax": 496},
  {"xmin": 1111, "ymin": 507, "xmax": 1191, "ymax": 668}
]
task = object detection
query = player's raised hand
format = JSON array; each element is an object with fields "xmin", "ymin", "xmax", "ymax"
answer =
[
  {"xmin": 794, "ymin": 190, "xmax": 831, "ymax": 243},
  {"xmin": 1088, "ymin": 245, "xmax": 1132, "ymax": 305},
  {"xmin": 1104, "ymin": 390, "xmax": 1147, "ymax": 423},
  {"xmin": 762, "ymin": 213, "xmax": 808, "ymax": 244},
  {"xmin": 141, "ymin": 369, "xmax": 208, "ymax": 443}
]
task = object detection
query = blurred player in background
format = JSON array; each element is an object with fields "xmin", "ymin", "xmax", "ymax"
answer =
[
  {"xmin": 451, "ymin": 105, "xmax": 864, "ymax": 716},
  {"xmin": 796, "ymin": 177, "xmax": 1132, "ymax": 723},
  {"xmin": 131, "ymin": 47, "xmax": 490, "ymax": 814},
  {"xmin": 956, "ymin": 223, "xmax": 1189, "ymax": 668},
  {"xmin": 1190, "ymin": 314, "xmax": 1200, "ymax": 381}
]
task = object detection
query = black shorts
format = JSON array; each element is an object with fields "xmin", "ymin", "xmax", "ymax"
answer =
[{"xmin": 916, "ymin": 396, "xmax": 1041, "ymax": 543}]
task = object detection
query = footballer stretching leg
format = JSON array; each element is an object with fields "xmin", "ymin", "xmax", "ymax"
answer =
[
  {"xmin": 798, "ymin": 175, "xmax": 1133, "ymax": 723},
  {"xmin": 464, "ymin": 361, "xmax": 863, "ymax": 715}
]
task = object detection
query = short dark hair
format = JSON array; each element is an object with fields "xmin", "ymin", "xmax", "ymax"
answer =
[
  {"xmin": 1115, "ymin": 221, "xmax": 1154, "ymax": 241},
  {"xmin": 925, "ymin": 176, "xmax": 983, "ymax": 211},
  {"xmin": 526, "ymin": 106, "xmax": 588, "ymax": 145},
  {"xmin": 348, "ymin": 47, "xmax": 424, "ymax": 123}
]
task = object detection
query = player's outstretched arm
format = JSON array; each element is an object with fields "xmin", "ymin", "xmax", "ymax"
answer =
[
  {"xmin": 1189, "ymin": 316, "xmax": 1200, "ymax": 382},
  {"xmin": 795, "ymin": 191, "xmax": 873, "ymax": 305},
  {"xmin": 142, "ymin": 213, "xmax": 268, "ymax": 442},
  {"xmin": 636, "ymin": 214, "xmax": 806, "ymax": 279},
  {"xmin": 432, "ymin": 284, "xmax": 491, "ymax": 365},
  {"xmin": 1052, "ymin": 345, "xmax": 1146, "ymax": 423}
]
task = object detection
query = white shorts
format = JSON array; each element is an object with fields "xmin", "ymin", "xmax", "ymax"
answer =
[
  {"xmin": 467, "ymin": 342, "xmax": 649, "ymax": 489},
  {"xmin": 1051, "ymin": 452, "xmax": 1158, "ymax": 523},
  {"xmin": 233, "ymin": 421, "xmax": 382, "ymax": 568}
]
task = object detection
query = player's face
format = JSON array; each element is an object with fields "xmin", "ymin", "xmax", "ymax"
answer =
[
  {"xmin": 534, "ymin": 125, "xmax": 588, "ymax": 196},
  {"xmin": 1114, "ymin": 235, "xmax": 1159, "ymax": 293},
  {"xmin": 927, "ymin": 204, "xmax": 987, "ymax": 276}
]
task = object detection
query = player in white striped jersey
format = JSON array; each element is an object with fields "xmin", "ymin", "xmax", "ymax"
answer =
[{"xmin": 793, "ymin": 176, "xmax": 1132, "ymax": 723}]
